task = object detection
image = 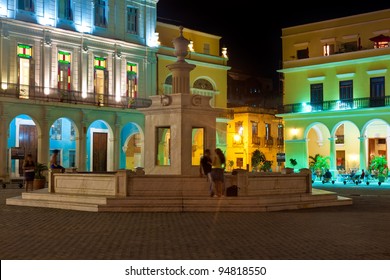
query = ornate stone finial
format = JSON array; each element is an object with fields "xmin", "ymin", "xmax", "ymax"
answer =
[{"xmin": 172, "ymin": 26, "xmax": 190, "ymax": 62}]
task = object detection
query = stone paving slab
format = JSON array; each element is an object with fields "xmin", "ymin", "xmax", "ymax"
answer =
[{"xmin": 1, "ymin": 184, "xmax": 390, "ymax": 260}]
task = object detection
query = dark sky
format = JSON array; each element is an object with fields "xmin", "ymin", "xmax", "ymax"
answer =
[{"xmin": 157, "ymin": 1, "xmax": 389, "ymax": 81}]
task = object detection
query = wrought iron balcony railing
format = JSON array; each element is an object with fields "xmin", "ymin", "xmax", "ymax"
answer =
[
  {"xmin": 0, "ymin": 83, "xmax": 152, "ymax": 109},
  {"xmin": 280, "ymin": 96, "xmax": 390, "ymax": 114}
]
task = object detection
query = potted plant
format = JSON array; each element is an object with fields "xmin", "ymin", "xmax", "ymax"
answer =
[
  {"xmin": 260, "ymin": 160, "xmax": 273, "ymax": 172},
  {"xmin": 309, "ymin": 154, "xmax": 330, "ymax": 179},
  {"xmin": 369, "ymin": 155, "xmax": 388, "ymax": 184},
  {"xmin": 33, "ymin": 162, "xmax": 48, "ymax": 190}
]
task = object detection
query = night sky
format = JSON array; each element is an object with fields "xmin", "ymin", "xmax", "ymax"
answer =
[{"xmin": 157, "ymin": 1, "xmax": 390, "ymax": 81}]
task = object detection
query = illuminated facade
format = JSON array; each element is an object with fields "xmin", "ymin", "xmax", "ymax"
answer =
[
  {"xmin": 226, "ymin": 107, "xmax": 283, "ymax": 172},
  {"xmin": 0, "ymin": 0, "xmax": 159, "ymax": 180},
  {"xmin": 278, "ymin": 9, "xmax": 390, "ymax": 175},
  {"xmin": 156, "ymin": 21, "xmax": 231, "ymax": 159}
]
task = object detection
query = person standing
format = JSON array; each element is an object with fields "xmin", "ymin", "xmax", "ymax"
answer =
[
  {"xmin": 23, "ymin": 153, "xmax": 35, "ymax": 192},
  {"xmin": 200, "ymin": 149, "xmax": 214, "ymax": 197},
  {"xmin": 50, "ymin": 149, "xmax": 65, "ymax": 173},
  {"xmin": 211, "ymin": 148, "xmax": 226, "ymax": 197}
]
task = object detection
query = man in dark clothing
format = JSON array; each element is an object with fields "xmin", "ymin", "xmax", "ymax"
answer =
[{"xmin": 200, "ymin": 149, "xmax": 214, "ymax": 196}]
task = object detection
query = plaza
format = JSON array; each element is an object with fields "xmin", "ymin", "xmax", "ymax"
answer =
[{"xmin": 1, "ymin": 182, "xmax": 390, "ymax": 260}]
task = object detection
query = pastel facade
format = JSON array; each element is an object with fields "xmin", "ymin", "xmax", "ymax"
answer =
[
  {"xmin": 0, "ymin": 0, "xmax": 159, "ymax": 181},
  {"xmin": 279, "ymin": 9, "xmax": 390, "ymax": 175}
]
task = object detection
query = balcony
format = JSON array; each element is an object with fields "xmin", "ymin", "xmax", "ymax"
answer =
[
  {"xmin": 0, "ymin": 83, "xmax": 152, "ymax": 109},
  {"xmin": 280, "ymin": 96, "xmax": 390, "ymax": 114},
  {"xmin": 263, "ymin": 137, "xmax": 273, "ymax": 148}
]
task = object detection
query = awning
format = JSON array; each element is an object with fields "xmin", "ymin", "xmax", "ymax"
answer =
[{"xmin": 369, "ymin": 34, "xmax": 390, "ymax": 42}]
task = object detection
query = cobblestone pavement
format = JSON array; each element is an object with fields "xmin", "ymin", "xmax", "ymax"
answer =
[{"xmin": 1, "ymin": 183, "xmax": 390, "ymax": 260}]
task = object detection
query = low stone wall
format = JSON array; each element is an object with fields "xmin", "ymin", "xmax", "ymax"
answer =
[
  {"xmin": 49, "ymin": 169, "xmax": 312, "ymax": 197},
  {"xmin": 50, "ymin": 170, "xmax": 128, "ymax": 196}
]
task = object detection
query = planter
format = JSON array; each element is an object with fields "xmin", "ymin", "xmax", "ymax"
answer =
[{"xmin": 33, "ymin": 178, "xmax": 46, "ymax": 190}]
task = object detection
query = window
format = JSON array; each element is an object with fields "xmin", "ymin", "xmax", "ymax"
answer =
[
  {"xmin": 94, "ymin": 0, "xmax": 107, "ymax": 28},
  {"xmin": 126, "ymin": 62, "xmax": 138, "ymax": 99},
  {"xmin": 310, "ymin": 83, "xmax": 323, "ymax": 111},
  {"xmin": 370, "ymin": 77, "xmax": 385, "ymax": 107},
  {"xmin": 58, "ymin": 0, "xmax": 73, "ymax": 20},
  {"xmin": 297, "ymin": 48, "xmax": 309, "ymax": 59},
  {"xmin": 264, "ymin": 123, "xmax": 273, "ymax": 147},
  {"xmin": 127, "ymin": 6, "xmax": 138, "ymax": 34},
  {"xmin": 51, "ymin": 119, "xmax": 63, "ymax": 140},
  {"xmin": 58, "ymin": 51, "xmax": 71, "ymax": 92},
  {"xmin": 191, "ymin": 128, "xmax": 204, "ymax": 166},
  {"xmin": 265, "ymin": 123, "xmax": 270, "ymax": 140},
  {"xmin": 19, "ymin": 0, "xmax": 35, "ymax": 12},
  {"xmin": 156, "ymin": 127, "xmax": 171, "ymax": 166},
  {"xmin": 277, "ymin": 123, "xmax": 284, "ymax": 147},
  {"xmin": 251, "ymin": 122, "xmax": 260, "ymax": 145},
  {"xmin": 17, "ymin": 44, "xmax": 32, "ymax": 99},
  {"xmin": 339, "ymin": 80, "xmax": 353, "ymax": 109},
  {"xmin": 323, "ymin": 44, "xmax": 334, "ymax": 56},
  {"xmin": 341, "ymin": 41, "xmax": 358, "ymax": 52},
  {"xmin": 233, "ymin": 122, "xmax": 243, "ymax": 145},
  {"xmin": 94, "ymin": 56, "xmax": 107, "ymax": 106}
]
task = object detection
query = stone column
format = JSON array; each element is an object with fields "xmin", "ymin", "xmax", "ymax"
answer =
[
  {"xmin": 359, "ymin": 136, "xmax": 367, "ymax": 171},
  {"xmin": 328, "ymin": 137, "xmax": 337, "ymax": 173},
  {"xmin": 0, "ymin": 110, "xmax": 9, "ymax": 181}
]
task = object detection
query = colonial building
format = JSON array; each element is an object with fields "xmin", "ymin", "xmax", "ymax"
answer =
[
  {"xmin": 0, "ymin": 0, "xmax": 159, "ymax": 182},
  {"xmin": 278, "ymin": 9, "xmax": 390, "ymax": 175}
]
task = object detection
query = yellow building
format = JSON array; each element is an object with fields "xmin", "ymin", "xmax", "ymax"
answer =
[
  {"xmin": 226, "ymin": 107, "xmax": 283, "ymax": 172},
  {"xmin": 278, "ymin": 9, "xmax": 390, "ymax": 177},
  {"xmin": 156, "ymin": 21, "xmax": 231, "ymax": 154}
]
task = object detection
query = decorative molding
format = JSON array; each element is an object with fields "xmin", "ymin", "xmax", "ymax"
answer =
[
  {"xmin": 307, "ymin": 76, "xmax": 325, "ymax": 82},
  {"xmin": 366, "ymin": 69, "xmax": 388, "ymax": 75},
  {"xmin": 336, "ymin": 73, "xmax": 355, "ymax": 79}
]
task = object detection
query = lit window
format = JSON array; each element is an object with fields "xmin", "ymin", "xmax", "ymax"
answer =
[
  {"xmin": 127, "ymin": 62, "xmax": 138, "ymax": 98},
  {"xmin": 323, "ymin": 44, "xmax": 334, "ymax": 56}
]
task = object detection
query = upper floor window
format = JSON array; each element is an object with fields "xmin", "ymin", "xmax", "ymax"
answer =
[
  {"xmin": 58, "ymin": 0, "xmax": 73, "ymax": 20},
  {"xmin": 193, "ymin": 79, "xmax": 213, "ymax": 90},
  {"xmin": 277, "ymin": 123, "xmax": 284, "ymax": 146},
  {"xmin": 339, "ymin": 80, "xmax": 353, "ymax": 100},
  {"xmin": 265, "ymin": 123, "xmax": 271, "ymax": 140},
  {"xmin": 19, "ymin": 0, "xmax": 35, "ymax": 12},
  {"xmin": 297, "ymin": 48, "xmax": 309, "ymax": 59},
  {"xmin": 310, "ymin": 83, "xmax": 323, "ymax": 111},
  {"xmin": 94, "ymin": 0, "xmax": 107, "ymax": 28},
  {"xmin": 127, "ymin": 6, "xmax": 138, "ymax": 34},
  {"xmin": 233, "ymin": 121, "xmax": 243, "ymax": 145},
  {"xmin": 126, "ymin": 62, "xmax": 138, "ymax": 98},
  {"xmin": 251, "ymin": 122, "xmax": 260, "ymax": 145},
  {"xmin": 323, "ymin": 44, "xmax": 334, "ymax": 56},
  {"xmin": 370, "ymin": 34, "xmax": 390, "ymax": 49},
  {"xmin": 370, "ymin": 76, "xmax": 385, "ymax": 107},
  {"xmin": 340, "ymin": 41, "xmax": 358, "ymax": 52}
]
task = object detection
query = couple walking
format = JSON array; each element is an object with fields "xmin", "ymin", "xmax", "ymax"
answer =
[{"xmin": 200, "ymin": 148, "xmax": 226, "ymax": 197}]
